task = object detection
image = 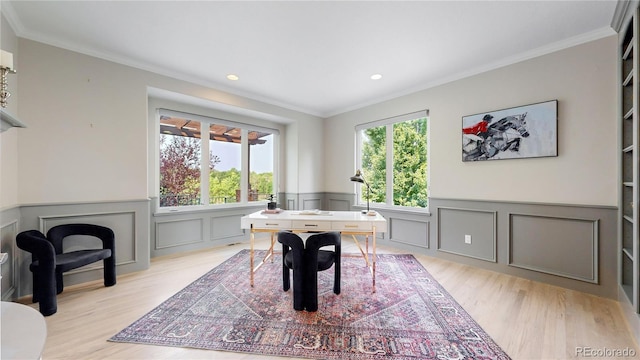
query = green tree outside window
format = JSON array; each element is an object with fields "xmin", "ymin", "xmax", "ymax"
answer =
[{"xmin": 360, "ymin": 116, "xmax": 427, "ymax": 209}]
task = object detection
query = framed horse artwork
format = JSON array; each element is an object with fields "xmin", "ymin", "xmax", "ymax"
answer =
[{"xmin": 462, "ymin": 100, "xmax": 558, "ymax": 162}]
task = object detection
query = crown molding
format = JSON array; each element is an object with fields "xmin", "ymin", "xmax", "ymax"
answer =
[
  {"xmin": 326, "ymin": 26, "xmax": 617, "ymax": 118},
  {"xmin": 612, "ymin": 0, "xmax": 638, "ymax": 32},
  {"xmin": 0, "ymin": 1, "xmax": 25, "ymax": 35},
  {"xmin": 1, "ymin": 2, "xmax": 620, "ymax": 120}
]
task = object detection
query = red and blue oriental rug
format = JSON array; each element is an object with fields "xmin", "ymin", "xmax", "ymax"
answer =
[{"xmin": 110, "ymin": 250, "xmax": 510, "ymax": 359}]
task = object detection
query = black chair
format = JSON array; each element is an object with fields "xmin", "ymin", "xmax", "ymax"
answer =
[
  {"xmin": 277, "ymin": 231, "xmax": 306, "ymax": 311},
  {"xmin": 16, "ymin": 224, "xmax": 116, "ymax": 316},
  {"xmin": 304, "ymin": 232, "xmax": 341, "ymax": 312}
]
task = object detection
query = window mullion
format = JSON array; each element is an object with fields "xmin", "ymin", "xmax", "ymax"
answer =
[
  {"xmin": 241, "ymin": 128, "xmax": 249, "ymax": 203},
  {"xmin": 355, "ymin": 130, "xmax": 363, "ymax": 205},
  {"xmin": 386, "ymin": 124, "xmax": 393, "ymax": 206},
  {"xmin": 200, "ymin": 122, "xmax": 210, "ymax": 205}
]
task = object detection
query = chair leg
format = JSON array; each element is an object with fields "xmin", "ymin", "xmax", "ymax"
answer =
[
  {"xmin": 335, "ymin": 247, "xmax": 341, "ymax": 295},
  {"xmin": 305, "ymin": 271, "xmax": 319, "ymax": 312},
  {"xmin": 36, "ymin": 269, "xmax": 57, "ymax": 316},
  {"xmin": 32, "ymin": 271, "xmax": 40, "ymax": 303},
  {"xmin": 104, "ymin": 256, "xmax": 116, "ymax": 287},
  {"xmin": 291, "ymin": 268, "xmax": 305, "ymax": 311},
  {"xmin": 56, "ymin": 271, "xmax": 64, "ymax": 294},
  {"xmin": 282, "ymin": 265, "xmax": 290, "ymax": 291}
]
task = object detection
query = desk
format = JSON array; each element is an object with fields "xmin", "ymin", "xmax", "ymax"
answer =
[{"xmin": 240, "ymin": 210, "xmax": 387, "ymax": 292}]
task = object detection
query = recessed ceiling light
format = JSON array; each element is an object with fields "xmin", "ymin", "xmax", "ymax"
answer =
[
  {"xmin": 370, "ymin": 74, "xmax": 383, "ymax": 80},
  {"xmin": 227, "ymin": 74, "xmax": 239, "ymax": 81}
]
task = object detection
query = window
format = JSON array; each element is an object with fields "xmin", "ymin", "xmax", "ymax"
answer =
[
  {"xmin": 158, "ymin": 109, "xmax": 277, "ymax": 209},
  {"xmin": 355, "ymin": 111, "xmax": 428, "ymax": 209}
]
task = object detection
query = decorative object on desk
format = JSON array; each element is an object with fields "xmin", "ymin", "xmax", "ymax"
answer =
[
  {"xmin": 350, "ymin": 169, "xmax": 373, "ymax": 214},
  {"xmin": 267, "ymin": 194, "xmax": 277, "ymax": 210},
  {"xmin": 298, "ymin": 209, "xmax": 332, "ymax": 215},
  {"xmin": 261, "ymin": 194, "xmax": 281, "ymax": 213},
  {"xmin": 0, "ymin": 50, "xmax": 16, "ymax": 108},
  {"xmin": 261, "ymin": 208, "xmax": 282, "ymax": 214},
  {"xmin": 110, "ymin": 250, "xmax": 510, "ymax": 360},
  {"xmin": 462, "ymin": 100, "xmax": 558, "ymax": 162}
]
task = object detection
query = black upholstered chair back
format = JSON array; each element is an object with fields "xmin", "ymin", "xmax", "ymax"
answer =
[
  {"xmin": 277, "ymin": 231, "xmax": 306, "ymax": 311},
  {"xmin": 16, "ymin": 230, "xmax": 57, "ymax": 315},
  {"xmin": 47, "ymin": 223, "xmax": 115, "ymax": 256},
  {"xmin": 304, "ymin": 232, "xmax": 341, "ymax": 312},
  {"xmin": 16, "ymin": 230, "xmax": 54, "ymax": 269}
]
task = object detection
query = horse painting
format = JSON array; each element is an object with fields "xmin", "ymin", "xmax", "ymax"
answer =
[{"xmin": 462, "ymin": 112, "xmax": 529, "ymax": 161}]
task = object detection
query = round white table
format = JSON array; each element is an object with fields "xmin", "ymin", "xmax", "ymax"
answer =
[{"xmin": 1, "ymin": 301, "xmax": 47, "ymax": 359}]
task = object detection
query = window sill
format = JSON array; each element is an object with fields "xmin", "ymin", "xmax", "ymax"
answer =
[
  {"xmin": 153, "ymin": 202, "xmax": 267, "ymax": 217},
  {"xmin": 352, "ymin": 204, "xmax": 431, "ymax": 217}
]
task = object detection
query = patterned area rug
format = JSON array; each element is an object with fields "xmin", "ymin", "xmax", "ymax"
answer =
[{"xmin": 110, "ymin": 250, "xmax": 510, "ymax": 359}]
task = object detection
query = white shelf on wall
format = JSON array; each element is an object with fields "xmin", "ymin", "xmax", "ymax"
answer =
[
  {"xmin": 0, "ymin": 108, "xmax": 26, "ymax": 132},
  {"xmin": 620, "ymin": 5, "xmax": 640, "ymax": 313}
]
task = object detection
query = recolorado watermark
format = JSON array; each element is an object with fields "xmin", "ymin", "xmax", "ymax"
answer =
[{"xmin": 576, "ymin": 346, "xmax": 636, "ymax": 358}]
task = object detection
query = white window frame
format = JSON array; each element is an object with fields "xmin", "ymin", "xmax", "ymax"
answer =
[
  {"xmin": 156, "ymin": 108, "xmax": 279, "ymax": 212},
  {"xmin": 355, "ymin": 110, "xmax": 429, "ymax": 211}
]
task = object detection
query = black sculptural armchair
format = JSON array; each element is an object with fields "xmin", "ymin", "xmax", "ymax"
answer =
[
  {"xmin": 304, "ymin": 232, "xmax": 341, "ymax": 312},
  {"xmin": 16, "ymin": 224, "xmax": 116, "ymax": 316},
  {"xmin": 277, "ymin": 231, "xmax": 306, "ymax": 311}
]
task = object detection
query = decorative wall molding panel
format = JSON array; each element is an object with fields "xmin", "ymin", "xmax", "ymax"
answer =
[
  {"xmin": 1, "ymin": 194, "xmax": 617, "ymax": 302},
  {"xmin": 390, "ymin": 217, "xmax": 429, "ymax": 249},
  {"xmin": 150, "ymin": 198, "xmax": 264, "ymax": 257},
  {"xmin": 428, "ymin": 198, "xmax": 616, "ymax": 299},
  {"xmin": 437, "ymin": 207, "xmax": 497, "ymax": 262},
  {"xmin": 155, "ymin": 218, "xmax": 204, "ymax": 250},
  {"xmin": 302, "ymin": 197, "xmax": 322, "ymax": 210},
  {"xmin": 0, "ymin": 212, "xmax": 19, "ymax": 300},
  {"xmin": 16, "ymin": 199, "xmax": 150, "ymax": 299},
  {"xmin": 210, "ymin": 214, "xmax": 245, "ymax": 241},
  {"xmin": 509, "ymin": 213, "xmax": 598, "ymax": 283}
]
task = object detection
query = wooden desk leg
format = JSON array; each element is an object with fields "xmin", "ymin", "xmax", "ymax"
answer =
[
  {"xmin": 270, "ymin": 232, "xmax": 276, "ymax": 262},
  {"xmin": 250, "ymin": 227, "xmax": 255, "ymax": 287},
  {"xmin": 366, "ymin": 234, "xmax": 369, "ymax": 260},
  {"xmin": 350, "ymin": 234, "xmax": 370, "ymax": 267},
  {"xmin": 372, "ymin": 226, "xmax": 376, "ymax": 293}
]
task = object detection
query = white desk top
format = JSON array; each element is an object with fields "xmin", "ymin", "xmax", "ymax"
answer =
[
  {"xmin": 1, "ymin": 302, "xmax": 47, "ymax": 360},
  {"xmin": 241, "ymin": 210, "xmax": 387, "ymax": 233},
  {"xmin": 242, "ymin": 209, "xmax": 385, "ymax": 221}
]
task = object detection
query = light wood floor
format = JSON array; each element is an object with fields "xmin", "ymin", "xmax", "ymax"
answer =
[{"xmin": 15, "ymin": 237, "xmax": 640, "ymax": 360}]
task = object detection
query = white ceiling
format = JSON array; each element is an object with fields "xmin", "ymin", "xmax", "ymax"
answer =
[{"xmin": 2, "ymin": 1, "xmax": 618, "ymax": 118}]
